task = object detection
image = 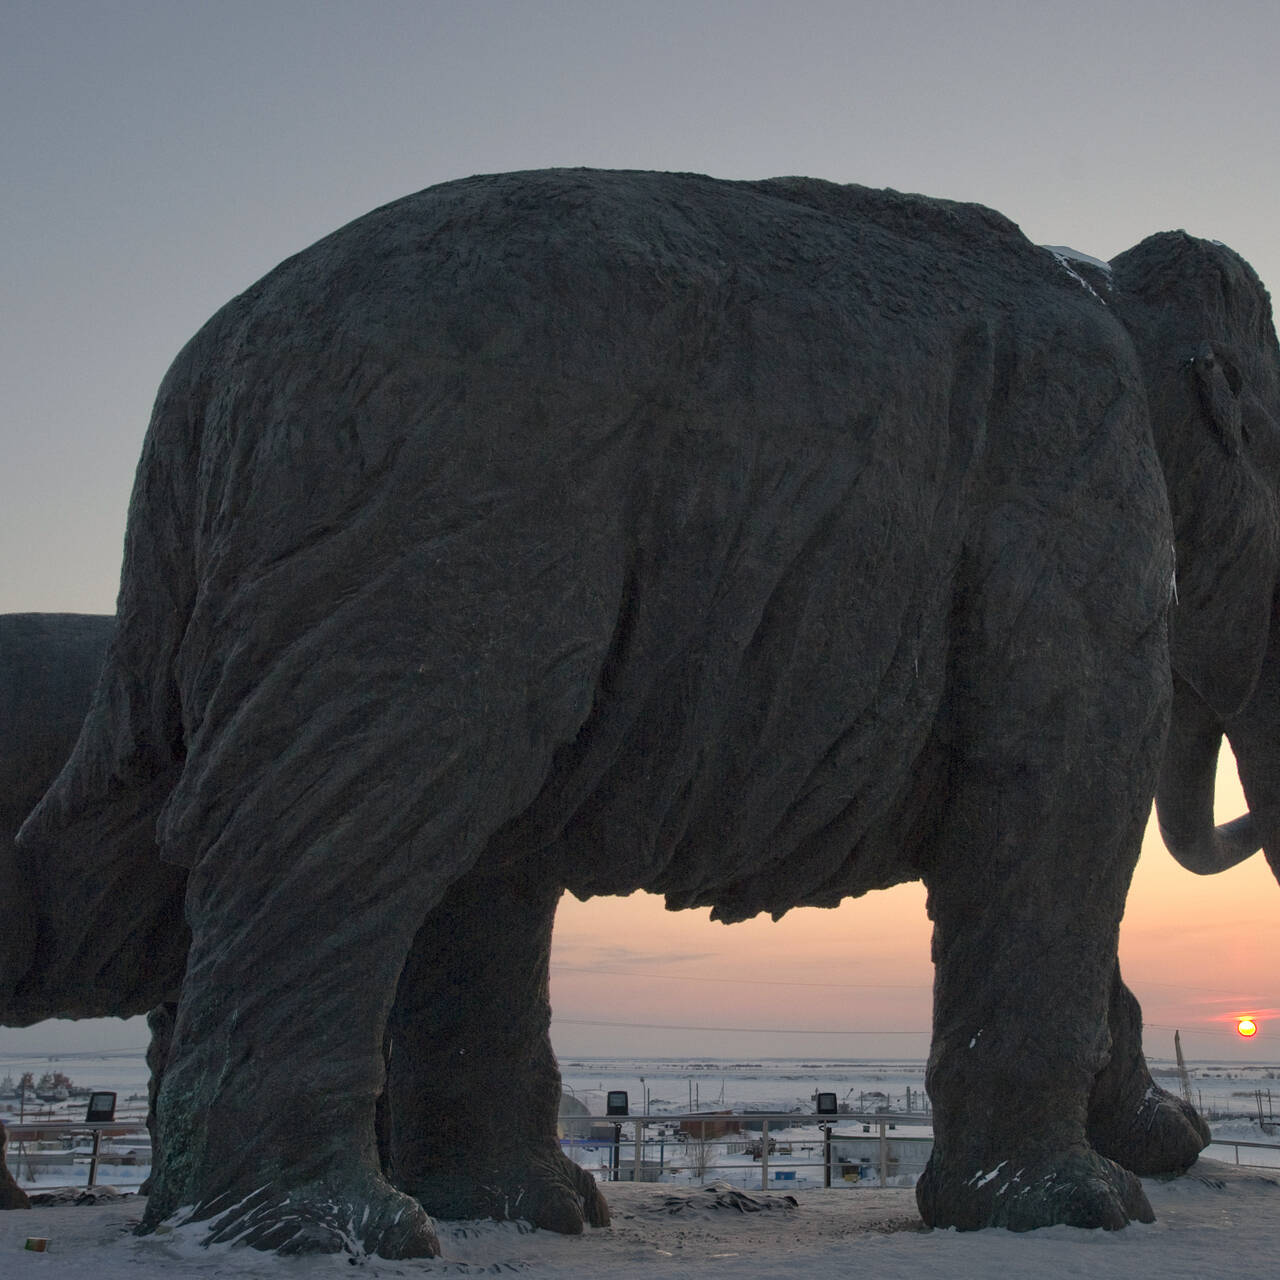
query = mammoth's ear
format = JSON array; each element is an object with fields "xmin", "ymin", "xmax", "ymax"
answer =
[{"xmin": 1192, "ymin": 340, "xmax": 1245, "ymax": 454}]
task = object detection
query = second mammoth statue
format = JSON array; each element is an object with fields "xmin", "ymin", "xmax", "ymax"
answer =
[{"xmin": 9, "ymin": 170, "xmax": 1280, "ymax": 1255}]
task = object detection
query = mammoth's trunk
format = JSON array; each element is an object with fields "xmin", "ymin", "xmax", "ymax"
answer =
[
  {"xmin": 1223, "ymin": 623, "xmax": 1280, "ymax": 884},
  {"xmin": 1156, "ymin": 675, "xmax": 1262, "ymax": 875}
]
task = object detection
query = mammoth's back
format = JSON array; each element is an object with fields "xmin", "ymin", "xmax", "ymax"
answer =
[{"xmin": 79, "ymin": 171, "xmax": 1140, "ymax": 899}]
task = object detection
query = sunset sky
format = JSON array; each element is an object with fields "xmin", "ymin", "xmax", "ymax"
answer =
[{"xmin": 3, "ymin": 1, "xmax": 1279, "ymax": 1063}]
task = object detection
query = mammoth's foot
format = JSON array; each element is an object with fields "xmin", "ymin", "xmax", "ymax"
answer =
[
  {"xmin": 1089, "ymin": 1080, "xmax": 1210, "ymax": 1176},
  {"xmin": 0, "ymin": 1179, "xmax": 29, "ymax": 1211},
  {"xmin": 916, "ymin": 1146, "xmax": 1154, "ymax": 1231},
  {"xmin": 399, "ymin": 1142, "xmax": 609, "ymax": 1234},
  {"xmin": 140, "ymin": 1167, "xmax": 440, "ymax": 1259},
  {"xmin": 1086, "ymin": 967, "xmax": 1211, "ymax": 1176}
]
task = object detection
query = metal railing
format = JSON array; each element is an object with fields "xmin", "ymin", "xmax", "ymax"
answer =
[
  {"xmin": 566, "ymin": 1112, "xmax": 1280, "ymax": 1188},
  {"xmin": 1203, "ymin": 1139, "xmax": 1280, "ymax": 1171},
  {"xmin": 7, "ymin": 1119, "xmax": 151, "ymax": 1189},
  {"xmin": 561, "ymin": 1109, "xmax": 933, "ymax": 1190},
  {"xmin": 17, "ymin": 1110, "xmax": 1274, "ymax": 1196}
]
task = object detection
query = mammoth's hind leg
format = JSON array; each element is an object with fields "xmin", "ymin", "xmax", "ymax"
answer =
[
  {"xmin": 385, "ymin": 864, "xmax": 609, "ymax": 1233},
  {"xmin": 1087, "ymin": 963, "xmax": 1209, "ymax": 1174}
]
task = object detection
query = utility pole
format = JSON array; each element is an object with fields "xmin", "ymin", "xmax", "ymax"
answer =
[{"xmin": 1175, "ymin": 1031, "xmax": 1195, "ymax": 1107}]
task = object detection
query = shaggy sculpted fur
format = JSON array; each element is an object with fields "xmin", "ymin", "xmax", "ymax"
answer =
[{"xmin": 11, "ymin": 170, "xmax": 1280, "ymax": 1256}]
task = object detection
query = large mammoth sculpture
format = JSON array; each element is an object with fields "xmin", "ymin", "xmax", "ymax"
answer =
[
  {"xmin": 8, "ymin": 170, "xmax": 1279, "ymax": 1257},
  {"xmin": 1, "ymin": 619, "xmax": 1206, "ymax": 1233}
]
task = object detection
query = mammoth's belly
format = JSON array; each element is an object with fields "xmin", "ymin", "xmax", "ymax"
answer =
[{"xmin": 494, "ymin": 536, "xmax": 957, "ymax": 922}]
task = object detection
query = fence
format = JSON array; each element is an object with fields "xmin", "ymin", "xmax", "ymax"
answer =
[
  {"xmin": 1203, "ymin": 1139, "xmax": 1280, "ymax": 1171},
  {"xmin": 1189, "ymin": 1087, "xmax": 1278, "ymax": 1124},
  {"xmin": 566, "ymin": 1111, "xmax": 1280, "ymax": 1189},
  {"xmin": 561, "ymin": 1110, "xmax": 934, "ymax": 1190},
  {"xmin": 7, "ymin": 1119, "xmax": 152, "ymax": 1189},
  {"xmin": 12, "ymin": 1111, "xmax": 1277, "ymax": 1196}
]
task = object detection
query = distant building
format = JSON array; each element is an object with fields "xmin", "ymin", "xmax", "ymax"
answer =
[
  {"xmin": 828, "ymin": 1129, "xmax": 933, "ymax": 1184},
  {"xmin": 675, "ymin": 1111, "xmax": 742, "ymax": 1140}
]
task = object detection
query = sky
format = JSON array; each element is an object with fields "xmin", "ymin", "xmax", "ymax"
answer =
[{"xmin": 2, "ymin": 0, "xmax": 1279, "ymax": 1064}]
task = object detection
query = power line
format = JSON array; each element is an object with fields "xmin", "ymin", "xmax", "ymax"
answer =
[
  {"xmin": 553, "ymin": 964, "xmax": 929, "ymax": 991},
  {"xmin": 555, "ymin": 1016, "xmax": 927, "ymax": 1035},
  {"xmin": 555, "ymin": 1015, "xmax": 1264, "ymax": 1041},
  {"xmin": 555, "ymin": 963, "xmax": 1274, "ymax": 1004},
  {"xmin": 1128, "ymin": 978, "xmax": 1279, "ymax": 998}
]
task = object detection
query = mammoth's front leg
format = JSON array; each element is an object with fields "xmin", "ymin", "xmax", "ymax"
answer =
[
  {"xmin": 916, "ymin": 533, "xmax": 1174, "ymax": 1231},
  {"xmin": 1087, "ymin": 962, "xmax": 1209, "ymax": 1173},
  {"xmin": 139, "ymin": 837, "xmax": 441, "ymax": 1259},
  {"xmin": 385, "ymin": 864, "xmax": 609, "ymax": 1233}
]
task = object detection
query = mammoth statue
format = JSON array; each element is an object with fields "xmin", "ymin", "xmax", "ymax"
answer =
[
  {"xmin": 2, "ymin": 612, "xmax": 1206, "ymax": 1229},
  {"xmin": 0, "ymin": 612, "xmax": 186, "ymax": 1204},
  {"xmin": 7, "ymin": 170, "xmax": 1279, "ymax": 1256},
  {"xmin": 2, "ymin": 614, "xmax": 112, "ymax": 1020},
  {"xmin": 1, "ymin": 613, "xmax": 186, "ymax": 1020}
]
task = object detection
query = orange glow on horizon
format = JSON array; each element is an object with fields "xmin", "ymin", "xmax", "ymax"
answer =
[
  {"xmin": 547, "ymin": 746, "xmax": 1280, "ymax": 1059},
  {"xmin": 1120, "ymin": 746, "xmax": 1279, "ymax": 1059}
]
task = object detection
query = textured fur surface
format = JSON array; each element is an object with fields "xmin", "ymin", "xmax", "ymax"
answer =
[{"xmin": 10, "ymin": 171, "xmax": 1280, "ymax": 1253}]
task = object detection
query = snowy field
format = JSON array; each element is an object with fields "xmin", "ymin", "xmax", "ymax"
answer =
[
  {"xmin": 560, "ymin": 1057, "xmax": 932, "ymax": 1114},
  {"xmin": 561, "ymin": 1055, "xmax": 1280, "ymax": 1119},
  {"xmin": 7, "ymin": 1052, "xmax": 1277, "ymax": 1122}
]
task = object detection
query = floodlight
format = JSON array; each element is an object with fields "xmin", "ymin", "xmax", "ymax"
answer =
[{"xmin": 85, "ymin": 1091, "xmax": 117, "ymax": 1122}]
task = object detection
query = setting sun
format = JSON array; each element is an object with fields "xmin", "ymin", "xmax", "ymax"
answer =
[{"xmin": 1237, "ymin": 1017, "xmax": 1259, "ymax": 1038}]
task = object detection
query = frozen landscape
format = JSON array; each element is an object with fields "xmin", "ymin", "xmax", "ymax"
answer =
[{"xmin": 4, "ymin": 1053, "xmax": 1280, "ymax": 1275}]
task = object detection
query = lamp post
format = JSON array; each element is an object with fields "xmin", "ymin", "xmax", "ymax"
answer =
[
  {"xmin": 816, "ymin": 1091, "xmax": 838, "ymax": 1188},
  {"xmin": 635, "ymin": 1076, "xmax": 650, "ymax": 1183},
  {"xmin": 605, "ymin": 1091, "xmax": 629, "ymax": 1181}
]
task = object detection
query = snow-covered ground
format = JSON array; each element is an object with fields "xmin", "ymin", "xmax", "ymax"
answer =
[{"xmin": 1, "ymin": 1162, "xmax": 1278, "ymax": 1278}]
